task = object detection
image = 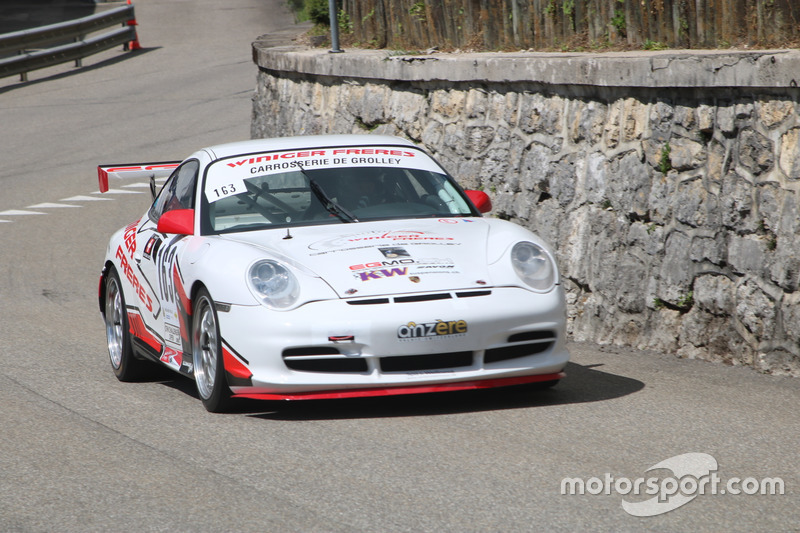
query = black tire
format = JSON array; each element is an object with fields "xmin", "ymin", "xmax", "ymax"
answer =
[
  {"xmin": 104, "ymin": 268, "xmax": 145, "ymax": 381},
  {"xmin": 192, "ymin": 288, "xmax": 233, "ymax": 413}
]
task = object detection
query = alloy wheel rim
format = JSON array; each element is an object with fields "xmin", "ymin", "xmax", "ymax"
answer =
[
  {"xmin": 193, "ymin": 297, "xmax": 218, "ymax": 400},
  {"xmin": 105, "ymin": 278, "xmax": 123, "ymax": 368}
]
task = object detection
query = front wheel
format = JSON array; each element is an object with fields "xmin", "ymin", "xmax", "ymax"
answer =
[
  {"xmin": 192, "ymin": 288, "xmax": 232, "ymax": 413},
  {"xmin": 104, "ymin": 268, "xmax": 145, "ymax": 381}
]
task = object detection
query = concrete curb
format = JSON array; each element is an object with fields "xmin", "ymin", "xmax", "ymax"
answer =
[{"xmin": 253, "ymin": 45, "xmax": 800, "ymax": 88}]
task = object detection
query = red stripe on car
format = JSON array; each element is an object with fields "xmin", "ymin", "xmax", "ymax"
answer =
[{"xmin": 233, "ymin": 373, "xmax": 565, "ymax": 401}]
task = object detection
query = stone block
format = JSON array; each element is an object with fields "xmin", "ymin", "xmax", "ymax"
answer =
[
  {"xmin": 757, "ymin": 98, "xmax": 795, "ymax": 128},
  {"xmin": 778, "ymin": 127, "xmax": 800, "ymax": 179},
  {"xmin": 669, "ymin": 136, "xmax": 705, "ymax": 171},
  {"xmin": 737, "ymin": 128, "xmax": 774, "ymax": 175},
  {"xmin": 693, "ymin": 274, "xmax": 735, "ymax": 315},
  {"xmin": 735, "ymin": 279, "xmax": 777, "ymax": 340}
]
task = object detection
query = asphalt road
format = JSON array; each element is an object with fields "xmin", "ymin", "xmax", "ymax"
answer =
[{"xmin": 0, "ymin": 1, "xmax": 798, "ymax": 531}]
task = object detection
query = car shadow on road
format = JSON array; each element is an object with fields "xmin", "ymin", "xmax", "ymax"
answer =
[{"xmin": 232, "ymin": 361, "xmax": 645, "ymax": 421}]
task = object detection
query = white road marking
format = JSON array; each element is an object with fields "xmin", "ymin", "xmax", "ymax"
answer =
[
  {"xmin": 61, "ymin": 195, "xmax": 113, "ymax": 202},
  {"xmin": 0, "ymin": 209, "xmax": 47, "ymax": 215},
  {"xmin": 4, "ymin": 180, "xmax": 158, "ymax": 228},
  {"xmin": 27, "ymin": 203, "xmax": 81, "ymax": 208},
  {"xmin": 94, "ymin": 189, "xmax": 144, "ymax": 195}
]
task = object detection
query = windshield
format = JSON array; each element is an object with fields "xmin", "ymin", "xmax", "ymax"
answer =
[{"xmin": 201, "ymin": 147, "xmax": 477, "ymax": 234}]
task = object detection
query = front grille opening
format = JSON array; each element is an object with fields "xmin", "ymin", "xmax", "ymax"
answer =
[
  {"xmin": 380, "ymin": 351, "xmax": 472, "ymax": 372},
  {"xmin": 283, "ymin": 347, "xmax": 341, "ymax": 357},
  {"xmin": 455, "ymin": 290, "xmax": 492, "ymax": 298},
  {"xmin": 282, "ymin": 346, "xmax": 368, "ymax": 373},
  {"xmin": 346, "ymin": 298, "xmax": 390, "ymax": 306},
  {"xmin": 507, "ymin": 330, "xmax": 555, "ymax": 343},
  {"xmin": 484, "ymin": 342, "xmax": 553, "ymax": 363},
  {"xmin": 394, "ymin": 293, "xmax": 453, "ymax": 303},
  {"xmin": 345, "ymin": 291, "xmax": 491, "ymax": 305},
  {"xmin": 284, "ymin": 358, "xmax": 368, "ymax": 373}
]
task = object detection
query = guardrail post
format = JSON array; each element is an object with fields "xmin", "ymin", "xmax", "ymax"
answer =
[
  {"xmin": 18, "ymin": 50, "xmax": 27, "ymax": 82},
  {"xmin": 75, "ymin": 35, "xmax": 84, "ymax": 67}
]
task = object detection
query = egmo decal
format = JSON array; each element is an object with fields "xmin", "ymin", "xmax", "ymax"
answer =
[{"xmin": 349, "ymin": 258, "xmax": 455, "ymax": 272}]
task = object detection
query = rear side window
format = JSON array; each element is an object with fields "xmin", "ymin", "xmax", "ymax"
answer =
[{"xmin": 149, "ymin": 160, "xmax": 199, "ymax": 222}]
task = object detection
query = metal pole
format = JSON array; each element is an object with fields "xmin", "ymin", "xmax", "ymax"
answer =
[
  {"xmin": 18, "ymin": 50, "xmax": 27, "ymax": 82},
  {"xmin": 328, "ymin": 0, "xmax": 343, "ymax": 53}
]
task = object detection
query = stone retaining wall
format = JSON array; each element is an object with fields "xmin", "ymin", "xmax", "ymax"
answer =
[{"xmin": 251, "ymin": 44, "xmax": 800, "ymax": 376}]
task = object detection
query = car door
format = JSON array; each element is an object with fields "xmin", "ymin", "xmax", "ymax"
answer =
[{"xmin": 135, "ymin": 159, "xmax": 199, "ymax": 372}]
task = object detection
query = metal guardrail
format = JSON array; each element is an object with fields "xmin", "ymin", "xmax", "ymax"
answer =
[{"xmin": 0, "ymin": 4, "xmax": 139, "ymax": 82}]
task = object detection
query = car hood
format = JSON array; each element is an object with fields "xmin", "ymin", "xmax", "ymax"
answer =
[{"xmin": 222, "ymin": 218, "xmax": 493, "ymax": 298}]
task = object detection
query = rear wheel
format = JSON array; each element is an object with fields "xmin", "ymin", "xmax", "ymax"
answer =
[
  {"xmin": 104, "ymin": 268, "xmax": 144, "ymax": 381},
  {"xmin": 192, "ymin": 288, "xmax": 232, "ymax": 412}
]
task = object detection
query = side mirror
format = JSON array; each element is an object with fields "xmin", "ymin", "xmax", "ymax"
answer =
[
  {"xmin": 465, "ymin": 190, "xmax": 492, "ymax": 214},
  {"xmin": 157, "ymin": 209, "xmax": 195, "ymax": 235}
]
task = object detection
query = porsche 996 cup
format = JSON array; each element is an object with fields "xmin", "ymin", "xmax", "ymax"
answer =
[{"xmin": 98, "ymin": 135, "xmax": 569, "ymax": 412}]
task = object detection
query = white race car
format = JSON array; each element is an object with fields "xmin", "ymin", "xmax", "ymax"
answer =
[{"xmin": 99, "ymin": 135, "xmax": 569, "ymax": 412}]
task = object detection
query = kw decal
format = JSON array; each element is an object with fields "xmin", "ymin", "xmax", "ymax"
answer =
[{"xmin": 355, "ymin": 267, "xmax": 408, "ymax": 281}]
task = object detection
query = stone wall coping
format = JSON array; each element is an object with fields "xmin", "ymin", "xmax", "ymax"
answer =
[{"xmin": 252, "ymin": 43, "xmax": 800, "ymax": 88}]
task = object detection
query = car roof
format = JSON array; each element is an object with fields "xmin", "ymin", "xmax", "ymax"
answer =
[{"xmin": 201, "ymin": 134, "xmax": 418, "ymax": 161}]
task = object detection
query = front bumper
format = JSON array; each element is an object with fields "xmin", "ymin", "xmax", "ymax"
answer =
[{"xmin": 217, "ymin": 286, "xmax": 569, "ymax": 398}]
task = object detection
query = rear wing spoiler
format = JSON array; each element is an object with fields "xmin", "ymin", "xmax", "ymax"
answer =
[{"xmin": 97, "ymin": 162, "xmax": 181, "ymax": 193}]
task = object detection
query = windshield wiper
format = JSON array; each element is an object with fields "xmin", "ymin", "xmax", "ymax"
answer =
[{"xmin": 297, "ymin": 164, "xmax": 358, "ymax": 223}]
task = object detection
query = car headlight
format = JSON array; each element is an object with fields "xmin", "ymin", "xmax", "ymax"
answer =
[
  {"xmin": 248, "ymin": 259, "xmax": 300, "ymax": 309},
  {"xmin": 511, "ymin": 241, "xmax": 556, "ymax": 291}
]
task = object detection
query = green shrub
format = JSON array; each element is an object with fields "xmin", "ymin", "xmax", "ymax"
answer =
[
  {"xmin": 659, "ymin": 143, "xmax": 672, "ymax": 174},
  {"xmin": 307, "ymin": 0, "xmax": 330, "ymax": 26}
]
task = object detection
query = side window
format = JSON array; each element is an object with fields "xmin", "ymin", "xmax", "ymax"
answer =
[{"xmin": 149, "ymin": 160, "xmax": 199, "ymax": 222}]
